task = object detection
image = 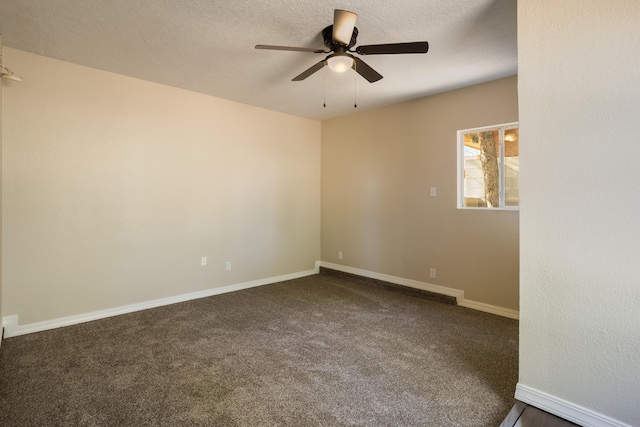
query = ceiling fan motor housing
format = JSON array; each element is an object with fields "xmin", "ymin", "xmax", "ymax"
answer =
[{"xmin": 322, "ymin": 25, "xmax": 358, "ymax": 50}]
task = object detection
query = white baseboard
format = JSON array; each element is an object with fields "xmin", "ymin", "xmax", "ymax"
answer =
[
  {"xmin": 320, "ymin": 261, "xmax": 464, "ymax": 301},
  {"xmin": 2, "ymin": 263, "xmax": 320, "ymax": 338},
  {"xmin": 515, "ymin": 383, "xmax": 632, "ymax": 427},
  {"xmin": 2, "ymin": 261, "xmax": 518, "ymax": 338},
  {"xmin": 319, "ymin": 261, "xmax": 519, "ymax": 320},
  {"xmin": 457, "ymin": 299, "xmax": 520, "ymax": 319}
]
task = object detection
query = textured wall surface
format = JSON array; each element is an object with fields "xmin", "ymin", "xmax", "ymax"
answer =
[
  {"xmin": 2, "ymin": 48, "xmax": 320, "ymax": 325},
  {"xmin": 518, "ymin": 1, "xmax": 640, "ymax": 425},
  {"xmin": 321, "ymin": 76, "xmax": 519, "ymax": 311}
]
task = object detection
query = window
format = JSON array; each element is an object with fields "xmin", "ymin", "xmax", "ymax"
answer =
[{"xmin": 457, "ymin": 123, "xmax": 519, "ymax": 209}]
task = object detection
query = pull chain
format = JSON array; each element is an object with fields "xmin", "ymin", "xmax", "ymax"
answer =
[
  {"xmin": 323, "ymin": 65, "xmax": 326, "ymax": 108},
  {"xmin": 354, "ymin": 75, "xmax": 357, "ymax": 108},
  {"xmin": 353, "ymin": 61, "xmax": 358, "ymax": 108}
]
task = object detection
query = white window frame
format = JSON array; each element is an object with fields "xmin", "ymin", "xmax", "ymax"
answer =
[{"xmin": 456, "ymin": 122, "xmax": 519, "ymax": 210}]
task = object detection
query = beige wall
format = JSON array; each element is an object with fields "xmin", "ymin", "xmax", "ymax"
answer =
[
  {"xmin": 2, "ymin": 48, "xmax": 320, "ymax": 325},
  {"xmin": 321, "ymin": 76, "xmax": 519, "ymax": 311},
  {"xmin": 518, "ymin": 1, "xmax": 640, "ymax": 425},
  {"xmin": 2, "ymin": 46, "xmax": 518, "ymax": 329}
]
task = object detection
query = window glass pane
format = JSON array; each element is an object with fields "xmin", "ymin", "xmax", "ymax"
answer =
[
  {"xmin": 504, "ymin": 128, "xmax": 519, "ymax": 206},
  {"xmin": 463, "ymin": 131, "xmax": 500, "ymax": 208}
]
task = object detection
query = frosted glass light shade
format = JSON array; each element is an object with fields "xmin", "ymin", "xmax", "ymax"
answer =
[{"xmin": 327, "ymin": 55, "xmax": 354, "ymax": 73}]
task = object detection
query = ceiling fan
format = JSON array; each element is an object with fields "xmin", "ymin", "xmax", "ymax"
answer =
[{"xmin": 255, "ymin": 9, "xmax": 429, "ymax": 83}]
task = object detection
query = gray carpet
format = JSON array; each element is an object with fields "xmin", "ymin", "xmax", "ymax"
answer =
[{"xmin": 0, "ymin": 269, "xmax": 518, "ymax": 426}]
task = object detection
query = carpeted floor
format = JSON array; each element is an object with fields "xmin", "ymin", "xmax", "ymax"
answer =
[{"xmin": 0, "ymin": 269, "xmax": 518, "ymax": 426}]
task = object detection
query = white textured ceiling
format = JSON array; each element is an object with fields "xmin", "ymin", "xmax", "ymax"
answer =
[{"xmin": 0, "ymin": 0, "xmax": 517, "ymax": 121}]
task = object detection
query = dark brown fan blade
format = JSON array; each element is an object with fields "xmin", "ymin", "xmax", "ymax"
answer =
[
  {"xmin": 292, "ymin": 60, "xmax": 326, "ymax": 81},
  {"xmin": 255, "ymin": 45, "xmax": 326, "ymax": 53},
  {"xmin": 352, "ymin": 57, "xmax": 383, "ymax": 83},
  {"xmin": 356, "ymin": 41, "xmax": 429, "ymax": 55}
]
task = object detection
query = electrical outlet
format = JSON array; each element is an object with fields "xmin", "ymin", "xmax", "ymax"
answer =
[
  {"xmin": 429, "ymin": 268, "xmax": 436, "ymax": 279},
  {"xmin": 225, "ymin": 261, "xmax": 231, "ymax": 271},
  {"xmin": 430, "ymin": 187, "xmax": 437, "ymax": 197},
  {"xmin": 201, "ymin": 257, "xmax": 207, "ymax": 267},
  {"xmin": 338, "ymin": 251, "xmax": 343, "ymax": 260}
]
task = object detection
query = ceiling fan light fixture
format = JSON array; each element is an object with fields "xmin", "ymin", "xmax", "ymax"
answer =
[{"xmin": 327, "ymin": 55, "xmax": 353, "ymax": 73}]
